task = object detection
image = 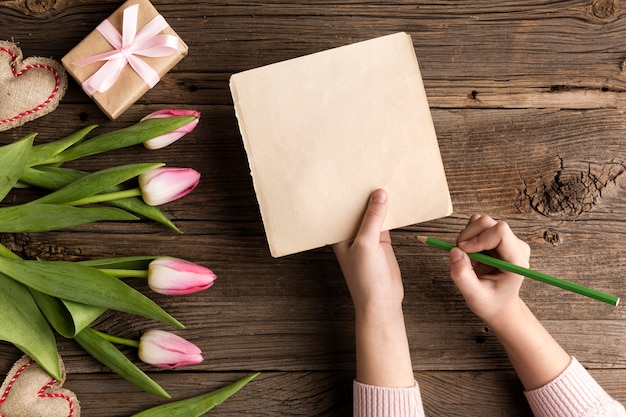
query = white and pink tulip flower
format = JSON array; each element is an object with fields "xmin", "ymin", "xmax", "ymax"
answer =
[
  {"xmin": 148, "ymin": 258, "xmax": 217, "ymax": 295},
  {"xmin": 142, "ymin": 109, "xmax": 201, "ymax": 150},
  {"xmin": 138, "ymin": 167, "xmax": 201, "ymax": 206},
  {"xmin": 138, "ymin": 330, "xmax": 203, "ymax": 369}
]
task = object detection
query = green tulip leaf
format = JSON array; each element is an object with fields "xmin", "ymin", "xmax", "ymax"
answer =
[
  {"xmin": 20, "ymin": 166, "xmax": 85, "ymax": 190},
  {"xmin": 29, "ymin": 290, "xmax": 76, "ymax": 338},
  {"xmin": 62, "ymin": 300, "xmax": 107, "ymax": 335},
  {"xmin": 12, "ymin": 181, "xmax": 31, "ymax": 189},
  {"xmin": 74, "ymin": 327, "xmax": 170, "ymax": 398},
  {"xmin": 27, "ymin": 125, "xmax": 98, "ymax": 167},
  {"xmin": 1, "ymin": 245, "xmax": 105, "ymax": 338},
  {"xmin": 0, "ymin": 134, "xmax": 35, "ymax": 201},
  {"xmin": 109, "ymin": 197, "xmax": 181, "ymax": 233},
  {"xmin": 48, "ymin": 116, "xmax": 196, "ymax": 164},
  {"xmin": 0, "ymin": 257, "xmax": 184, "ymax": 329},
  {"xmin": 20, "ymin": 166, "xmax": 180, "ymax": 232},
  {"xmin": 79, "ymin": 256, "xmax": 158, "ymax": 270},
  {"xmin": 131, "ymin": 372, "xmax": 260, "ymax": 416},
  {"xmin": 30, "ymin": 290, "xmax": 105, "ymax": 338},
  {"xmin": 0, "ymin": 204, "xmax": 138, "ymax": 232},
  {"xmin": 0, "ymin": 273, "xmax": 61, "ymax": 380},
  {"xmin": 30, "ymin": 163, "xmax": 163, "ymax": 205}
]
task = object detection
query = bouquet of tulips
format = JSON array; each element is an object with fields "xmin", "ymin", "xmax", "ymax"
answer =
[{"xmin": 0, "ymin": 110, "xmax": 257, "ymax": 415}]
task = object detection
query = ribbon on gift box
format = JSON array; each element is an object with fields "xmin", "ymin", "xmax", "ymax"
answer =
[{"xmin": 72, "ymin": 4, "xmax": 180, "ymax": 96}]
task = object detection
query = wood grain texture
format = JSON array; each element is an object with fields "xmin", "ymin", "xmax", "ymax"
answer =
[{"xmin": 0, "ymin": 0, "xmax": 625, "ymax": 415}]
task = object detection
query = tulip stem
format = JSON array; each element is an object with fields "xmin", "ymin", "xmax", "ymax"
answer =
[
  {"xmin": 65, "ymin": 188, "xmax": 143, "ymax": 207},
  {"xmin": 99, "ymin": 269, "xmax": 149, "ymax": 279},
  {"xmin": 91, "ymin": 329, "xmax": 140, "ymax": 348}
]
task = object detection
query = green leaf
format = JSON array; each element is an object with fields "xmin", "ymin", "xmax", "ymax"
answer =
[
  {"xmin": 108, "ymin": 196, "xmax": 181, "ymax": 233},
  {"xmin": 30, "ymin": 163, "xmax": 163, "ymax": 205},
  {"xmin": 62, "ymin": 300, "xmax": 106, "ymax": 336},
  {"xmin": 42, "ymin": 256, "xmax": 158, "ymax": 337},
  {"xmin": 74, "ymin": 327, "xmax": 171, "ymax": 398},
  {"xmin": 131, "ymin": 373, "xmax": 260, "ymax": 416},
  {"xmin": 0, "ymin": 134, "xmax": 34, "ymax": 201},
  {"xmin": 0, "ymin": 257, "xmax": 184, "ymax": 329},
  {"xmin": 0, "ymin": 273, "xmax": 61, "ymax": 380},
  {"xmin": 29, "ymin": 290, "xmax": 76, "ymax": 338},
  {"xmin": 19, "ymin": 166, "xmax": 85, "ymax": 190},
  {"xmin": 13, "ymin": 180, "xmax": 32, "ymax": 188},
  {"xmin": 48, "ymin": 117, "xmax": 196, "ymax": 164},
  {"xmin": 27, "ymin": 125, "xmax": 98, "ymax": 167},
  {"xmin": 35, "ymin": 255, "xmax": 163, "ymax": 337},
  {"xmin": 0, "ymin": 204, "xmax": 138, "ymax": 232},
  {"xmin": 20, "ymin": 165, "xmax": 181, "ymax": 232},
  {"xmin": 30, "ymin": 290, "xmax": 105, "ymax": 338},
  {"xmin": 79, "ymin": 256, "xmax": 158, "ymax": 270}
]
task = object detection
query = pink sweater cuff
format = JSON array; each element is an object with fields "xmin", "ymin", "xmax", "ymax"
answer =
[
  {"xmin": 353, "ymin": 380, "xmax": 425, "ymax": 417},
  {"xmin": 524, "ymin": 357, "xmax": 625, "ymax": 417}
]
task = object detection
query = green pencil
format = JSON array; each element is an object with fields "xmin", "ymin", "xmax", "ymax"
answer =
[{"xmin": 417, "ymin": 236, "xmax": 620, "ymax": 307}]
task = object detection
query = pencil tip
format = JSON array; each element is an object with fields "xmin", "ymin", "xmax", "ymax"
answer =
[{"xmin": 416, "ymin": 236, "xmax": 427, "ymax": 244}]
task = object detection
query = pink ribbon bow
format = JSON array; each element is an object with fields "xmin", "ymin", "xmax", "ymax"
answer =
[{"xmin": 73, "ymin": 4, "xmax": 180, "ymax": 96}]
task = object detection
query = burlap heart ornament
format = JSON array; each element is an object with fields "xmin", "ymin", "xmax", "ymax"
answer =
[
  {"xmin": 0, "ymin": 355, "xmax": 80, "ymax": 417},
  {"xmin": 0, "ymin": 40, "xmax": 67, "ymax": 132}
]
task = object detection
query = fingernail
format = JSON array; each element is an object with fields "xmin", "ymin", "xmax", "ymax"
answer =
[
  {"xmin": 450, "ymin": 248, "xmax": 464, "ymax": 263},
  {"xmin": 372, "ymin": 189, "xmax": 387, "ymax": 203}
]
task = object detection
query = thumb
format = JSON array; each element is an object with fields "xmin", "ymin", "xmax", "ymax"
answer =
[
  {"xmin": 449, "ymin": 247, "xmax": 482, "ymax": 297},
  {"xmin": 356, "ymin": 189, "xmax": 388, "ymax": 243}
]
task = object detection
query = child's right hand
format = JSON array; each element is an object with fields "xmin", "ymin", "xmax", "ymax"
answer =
[
  {"xmin": 448, "ymin": 214, "xmax": 531, "ymax": 329},
  {"xmin": 449, "ymin": 215, "xmax": 573, "ymax": 391}
]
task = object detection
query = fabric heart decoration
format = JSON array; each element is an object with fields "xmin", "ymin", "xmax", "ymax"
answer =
[
  {"xmin": 0, "ymin": 40, "xmax": 67, "ymax": 132},
  {"xmin": 0, "ymin": 355, "xmax": 80, "ymax": 417}
]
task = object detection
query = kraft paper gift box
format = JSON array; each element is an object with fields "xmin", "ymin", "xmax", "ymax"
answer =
[
  {"xmin": 62, "ymin": 0, "xmax": 188, "ymax": 119},
  {"xmin": 230, "ymin": 32, "xmax": 453, "ymax": 257}
]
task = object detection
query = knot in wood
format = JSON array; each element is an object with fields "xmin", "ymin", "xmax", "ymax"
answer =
[
  {"xmin": 528, "ymin": 170, "xmax": 601, "ymax": 218},
  {"xmin": 591, "ymin": 0, "xmax": 616, "ymax": 20},
  {"xmin": 542, "ymin": 230, "xmax": 562, "ymax": 246},
  {"xmin": 24, "ymin": 0, "xmax": 56, "ymax": 14}
]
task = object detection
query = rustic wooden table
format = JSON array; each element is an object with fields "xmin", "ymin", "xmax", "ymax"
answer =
[{"xmin": 1, "ymin": 1, "xmax": 625, "ymax": 415}]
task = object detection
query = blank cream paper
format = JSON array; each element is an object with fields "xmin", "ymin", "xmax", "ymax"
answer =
[{"xmin": 230, "ymin": 32, "xmax": 452, "ymax": 257}]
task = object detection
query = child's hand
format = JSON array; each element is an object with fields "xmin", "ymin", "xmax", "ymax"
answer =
[
  {"xmin": 449, "ymin": 214, "xmax": 531, "ymax": 328},
  {"xmin": 333, "ymin": 189, "xmax": 414, "ymax": 387},
  {"xmin": 450, "ymin": 215, "xmax": 572, "ymax": 390},
  {"xmin": 332, "ymin": 189, "xmax": 403, "ymax": 314}
]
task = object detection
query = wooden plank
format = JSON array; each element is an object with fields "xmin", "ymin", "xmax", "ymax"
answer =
[
  {"xmin": 59, "ymin": 369, "xmax": 626, "ymax": 416},
  {"xmin": 64, "ymin": 371, "xmax": 353, "ymax": 416},
  {"xmin": 2, "ymin": 1, "xmax": 626, "ymax": 110}
]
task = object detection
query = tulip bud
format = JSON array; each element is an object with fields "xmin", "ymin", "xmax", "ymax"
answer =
[
  {"xmin": 142, "ymin": 109, "xmax": 200, "ymax": 150},
  {"xmin": 138, "ymin": 330, "xmax": 203, "ymax": 369},
  {"xmin": 138, "ymin": 167, "xmax": 201, "ymax": 206},
  {"xmin": 148, "ymin": 258, "xmax": 217, "ymax": 295}
]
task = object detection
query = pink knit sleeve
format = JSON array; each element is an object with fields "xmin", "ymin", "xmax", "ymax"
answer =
[
  {"xmin": 524, "ymin": 357, "xmax": 625, "ymax": 417},
  {"xmin": 353, "ymin": 380, "xmax": 425, "ymax": 417}
]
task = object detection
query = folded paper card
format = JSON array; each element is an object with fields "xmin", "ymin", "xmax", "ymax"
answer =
[
  {"xmin": 230, "ymin": 32, "xmax": 452, "ymax": 257},
  {"xmin": 62, "ymin": 0, "xmax": 187, "ymax": 119}
]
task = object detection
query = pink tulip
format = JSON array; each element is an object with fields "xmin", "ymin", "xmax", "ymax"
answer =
[
  {"xmin": 148, "ymin": 258, "xmax": 217, "ymax": 295},
  {"xmin": 138, "ymin": 167, "xmax": 201, "ymax": 206},
  {"xmin": 138, "ymin": 330, "xmax": 203, "ymax": 369},
  {"xmin": 142, "ymin": 109, "xmax": 200, "ymax": 150}
]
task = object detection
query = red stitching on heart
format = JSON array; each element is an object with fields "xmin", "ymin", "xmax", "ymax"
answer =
[
  {"xmin": 38, "ymin": 380, "xmax": 75, "ymax": 417},
  {"xmin": 0, "ymin": 359, "xmax": 75, "ymax": 417},
  {"xmin": 0, "ymin": 360, "xmax": 29, "ymax": 405},
  {"xmin": 0, "ymin": 46, "xmax": 62, "ymax": 126}
]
